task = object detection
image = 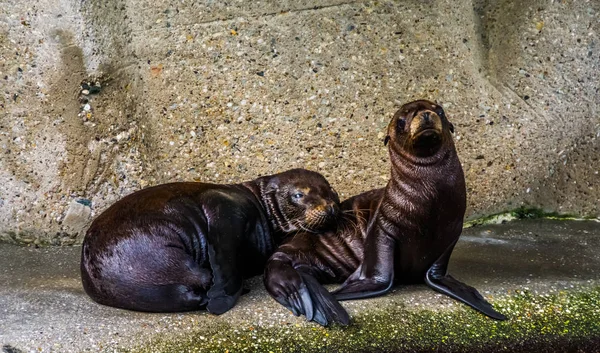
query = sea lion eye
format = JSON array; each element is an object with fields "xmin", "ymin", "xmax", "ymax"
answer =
[
  {"xmin": 292, "ymin": 192, "xmax": 304, "ymax": 200},
  {"xmin": 436, "ymin": 107, "xmax": 446, "ymax": 120},
  {"xmin": 397, "ymin": 118, "xmax": 406, "ymax": 130}
]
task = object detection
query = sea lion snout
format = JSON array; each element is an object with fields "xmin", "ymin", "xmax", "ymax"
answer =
[
  {"xmin": 311, "ymin": 202, "xmax": 338, "ymax": 214},
  {"xmin": 409, "ymin": 110, "xmax": 443, "ymax": 138},
  {"xmin": 303, "ymin": 198, "xmax": 340, "ymax": 232}
]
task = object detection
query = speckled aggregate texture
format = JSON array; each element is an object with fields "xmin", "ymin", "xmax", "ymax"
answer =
[
  {"xmin": 1, "ymin": 219, "xmax": 599, "ymax": 352},
  {"xmin": 1, "ymin": 1, "xmax": 599, "ymax": 241}
]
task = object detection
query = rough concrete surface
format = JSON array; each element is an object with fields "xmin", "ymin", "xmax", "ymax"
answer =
[
  {"xmin": 0, "ymin": 219, "xmax": 599, "ymax": 352},
  {"xmin": 0, "ymin": 0, "xmax": 598, "ymax": 244}
]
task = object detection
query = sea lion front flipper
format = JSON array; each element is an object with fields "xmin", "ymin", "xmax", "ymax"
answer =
[
  {"xmin": 332, "ymin": 265, "xmax": 395, "ymax": 301},
  {"xmin": 333, "ymin": 231, "xmax": 395, "ymax": 301},
  {"xmin": 297, "ymin": 270, "xmax": 350, "ymax": 326},
  {"xmin": 425, "ymin": 241, "xmax": 507, "ymax": 321},
  {"xmin": 264, "ymin": 259, "xmax": 349, "ymax": 326}
]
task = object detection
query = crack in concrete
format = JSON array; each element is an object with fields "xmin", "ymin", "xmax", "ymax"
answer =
[
  {"xmin": 496, "ymin": 81, "xmax": 551, "ymax": 125},
  {"xmin": 129, "ymin": 0, "xmax": 362, "ymax": 34}
]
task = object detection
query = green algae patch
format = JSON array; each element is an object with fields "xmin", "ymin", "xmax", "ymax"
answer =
[
  {"xmin": 127, "ymin": 287, "xmax": 600, "ymax": 353},
  {"xmin": 510, "ymin": 207, "xmax": 585, "ymax": 221},
  {"xmin": 464, "ymin": 207, "xmax": 599, "ymax": 228}
]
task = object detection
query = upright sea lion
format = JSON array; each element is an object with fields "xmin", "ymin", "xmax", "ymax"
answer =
[
  {"xmin": 81, "ymin": 168, "xmax": 340, "ymax": 315},
  {"xmin": 264, "ymin": 100, "xmax": 506, "ymax": 326}
]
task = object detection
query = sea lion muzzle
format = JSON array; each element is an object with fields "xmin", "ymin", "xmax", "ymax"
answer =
[
  {"xmin": 409, "ymin": 110, "xmax": 443, "ymax": 138},
  {"xmin": 299, "ymin": 200, "xmax": 340, "ymax": 232}
]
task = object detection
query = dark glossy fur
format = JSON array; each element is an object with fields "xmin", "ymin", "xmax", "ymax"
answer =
[
  {"xmin": 264, "ymin": 189, "xmax": 382, "ymax": 325},
  {"xmin": 264, "ymin": 101, "xmax": 506, "ymax": 326},
  {"xmin": 81, "ymin": 168, "xmax": 339, "ymax": 315}
]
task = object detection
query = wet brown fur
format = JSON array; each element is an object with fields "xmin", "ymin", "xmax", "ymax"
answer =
[
  {"xmin": 265, "ymin": 100, "xmax": 459, "ymax": 286},
  {"xmin": 263, "ymin": 100, "xmax": 497, "ymax": 325},
  {"xmin": 81, "ymin": 168, "xmax": 339, "ymax": 315}
]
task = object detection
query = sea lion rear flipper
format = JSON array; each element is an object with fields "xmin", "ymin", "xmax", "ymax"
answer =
[
  {"xmin": 206, "ymin": 243, "xmax": 243, "ymax": 315},
  {"xmin": 204, "ymin": 203, "xmax": 247, "ymax": 315},
  {"xmin": 264, "ymin": 259, "xmax": 349, "ymax": 326},
  {"xmin": 425, "ymin": 241, "xmax": 507, "ymax": 321}
]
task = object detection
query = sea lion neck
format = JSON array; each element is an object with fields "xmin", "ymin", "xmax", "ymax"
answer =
[
  {"xmin": 389, "ymin": 137, "xmax": 454, "ymax": 169},
  {"xmin": 241, "ymin": 177, "xmax": 286, "ymax": 234},
  {"xmin": 240, "ymin": 179, "xmax": 263, "ymax": 204}
]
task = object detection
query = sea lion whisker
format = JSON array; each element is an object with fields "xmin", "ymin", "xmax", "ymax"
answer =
[
  {"xmin": 343, "ymin": 208, "xmax": 372, "ymax": 213},
  {"xmin": 295, "ymin": 220, "xmax": 317, "ymax": 234},
  {"xmin": 339, "ymin": 219, "xmax": 357, "ymax": 233},
  {"xmin": 349, "ymin": 211, "xmax": 368, "ymax": 227},
  {"xmin": 340, "ymin": 211, "xmax": 360, "ymax": 223},
  {"xmin": 337, "ymin": 214, "xmax": 363, "ymax": 236}
]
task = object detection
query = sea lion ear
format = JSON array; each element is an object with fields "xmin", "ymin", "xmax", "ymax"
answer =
[
  {"xmin": 330, "ymin": 187, "xmax": 340, "ymax": 203},
  {"xmin": 449, "ymin": 122, "xmax": 455, "ymax": 134},
  {"xmin": 265, "ymin": 177, "xmax": 280, "ymax": 194},
  {"xmin": 384, "ymin": 135, "xmax": 390, "ymax": 146}
]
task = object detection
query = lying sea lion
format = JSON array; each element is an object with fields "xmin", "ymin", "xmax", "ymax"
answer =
[
  {"xmin": 264, "ymin": 100, "xmax": 506, "ymax": 326},
  {"xmin": 81, "ymin": 168, "xmax": 340, "ymax": 315}
]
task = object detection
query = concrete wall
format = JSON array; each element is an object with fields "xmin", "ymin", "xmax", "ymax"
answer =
[{"xmin": 1, "ymin": 0, "xmax": 598, "ymax": 245}]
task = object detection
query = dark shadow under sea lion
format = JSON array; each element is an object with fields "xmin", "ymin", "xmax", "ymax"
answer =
[
  {"xmin": 81, "ymin": 168, "xmax": 340, "ymax": 315},
  {"xmin": 264, "ymin": 101, "xmax": 507, "ymax": 326}
]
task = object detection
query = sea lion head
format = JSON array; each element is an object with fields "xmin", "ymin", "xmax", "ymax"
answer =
[
  {"xmin": 385, "ymin": 99, "xmax": 454, "ymax": 157},
  {"xmin": 260, "ymin": 168, "xmax": 340, "ymax": 233}
]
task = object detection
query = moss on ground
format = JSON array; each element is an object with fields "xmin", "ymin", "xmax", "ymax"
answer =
[
  {"xmin": 464, "ymin": 207, "xmax": 598, "ymax": 228},
  {"xmin": 128, "ymin": 287, "xmax": 600, "ymax": 353}
]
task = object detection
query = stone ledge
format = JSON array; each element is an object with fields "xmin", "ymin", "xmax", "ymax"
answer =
[{"xmin": 1, "ymin": 219, "xmax": 599, "ymax": 352}]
